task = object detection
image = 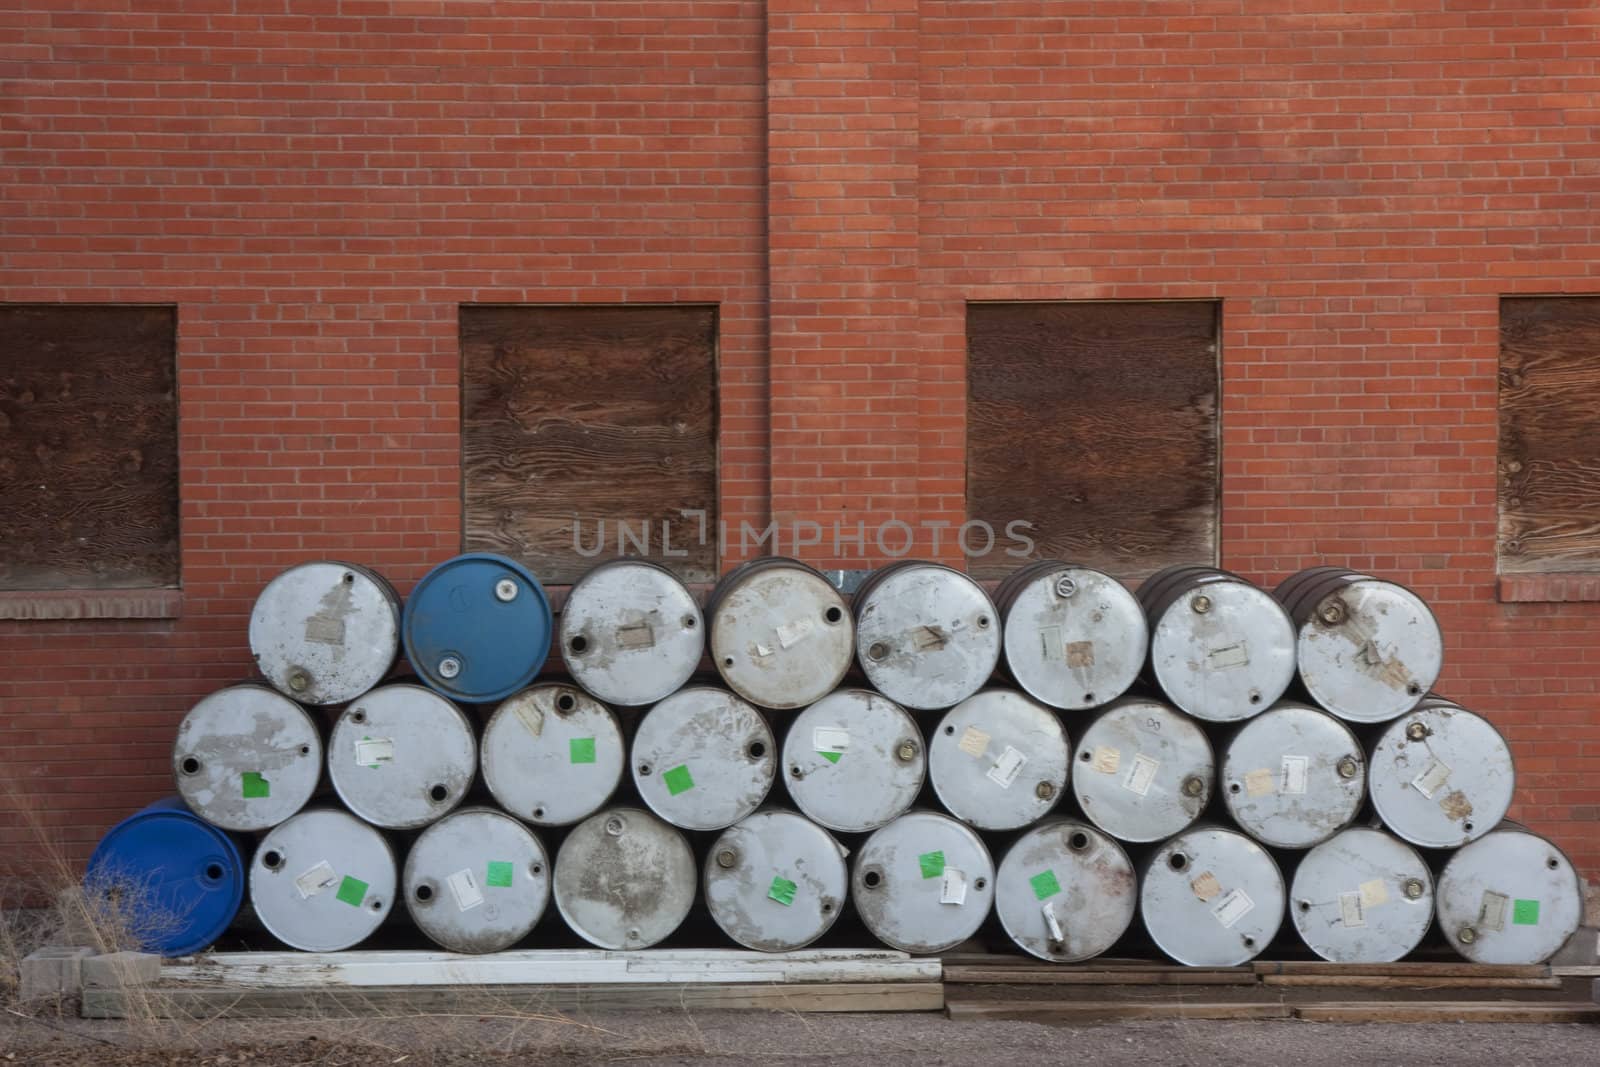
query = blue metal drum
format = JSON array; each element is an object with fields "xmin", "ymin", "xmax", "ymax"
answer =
[
  {"xmin": 402, "ymin": 553, "xmax": 553, "ymax": 703},
  {"xmin": 84, "ymin": 797, "xmax": 244, "ymax": 957}
]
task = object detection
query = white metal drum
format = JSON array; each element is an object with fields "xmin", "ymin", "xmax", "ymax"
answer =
[
  {"xmin": 249, "ymin": 560, "xmax": 400, "ymax": 705},
  {"xmin": 1275, "ymin": 567, "xmax": 1442, "ymax": 723},
  {"xmin": 1140, "ymin": 566, "xmax": 1295, "ymax": 722},
  {"xmin": 708, "ymin": 558, "xmax": 855, "ymax": 710},
  {"xmin": 480, "ymin": 684, "xmax": 624, "ymax": 827},
  {"xmin": 1072, "ymin": 697, "xmax": 1213, "ymax": 843},
  {"xmin": 1219, "ymin": 702, "xmax": 1365, "ymax": 849},
  {"xmin": 250, "ymin": 808, "xmax": 397, "ymax": 952},
  {"xmin": 703, "ymin": 810, "xmax": 849, "ymax": 952},
  {"xmin": 402, "ymin": 808, "xmax": 550, "ymax": 954},
  {"xmin": 854, "ymin": 562, "xmax": 1002, "ymax": 711},
  {"xmin": 928, "ymin": 689, "xmax": 1069, "ymax": 831},
  {"xmin": 327, "ymin": 683, "xmax": 477, "ymax": 830},
  {"xmin": 851, "ymin": 811, "xmax": 995, "ymax": 955},
  {"xmin": 631, "ymin": 687, "xmax": 776, "ymax": 831},
  {"xmin": 1436, "ymin": 826, "xmax": 1584, "ymax": 965},
  {"xmin": 553, "ymin": 807, "xmax": 697, "ymax": 950},
  {"xmin": 781, "ymin": 689, "xmax": 925, "ymax": 834},
  {"xmin": 559, "ymin": 560, "xmax": 704, "ymax": 707},
  {"xmin": 172, "ymin": 684, "xmax": 323, "ymax": 832},
  {"xmin": 1367, "ymin": 698, "xmax": 1514, "ymax": 848},
  {"xmin": 1289, "ymin": 827, "xmax": 1433, "ymax": 963},
  {"xmin": 1140, "ymin": 825, "xmax": 1285, "ymax": 967},
  {"xmin": 995, "ymin": 561, "xmax": 1147, "ymax": 710},
  {"xmin": 995, "ymin": 819, "xmax": 1137, "ymax": 963}
]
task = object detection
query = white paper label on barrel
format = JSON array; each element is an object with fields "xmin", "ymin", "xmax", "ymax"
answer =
[
  {"xmin": 1207, "ymin": 641, "xmax": 1250, "ymax": 670},
  {"xmin": 1038, "ymin": 625, "xmax": 1063, "ymax": 661},
  {"xmin": 1359, "ymin": 878, "xmax": 1391, "ymax": 909},
  {"xmin": 1042, "ymin": 900, "xmax": 1064, "ymax": 942},
  {"xmin": 776, "ymin": 617, "xmax": 813, "ymax": 649},
  {"xmin": 1410, "ymin": 757, "xmax": 1452, "ymax": 799},
  {"xmin": 512, "ymin": 699, "xmax": 544, "ymax": 737},
  {"xmin": 1281, "ymin": 754, "xmax": 1309, "ymax": 795},
  {"xmin": 354, "ymin": 738, "xmax": 395, "ymax": 768},
  {"xmin": 959, "ymin": 726, "xmax": 991, "ymax": 759},
  {"xmin": 1093, "ymin": 745, "xmax": 1121, "ymax": 774},
  {"xmin": 813, "ymin": 727, "xmax": 850, "ymax": 757},
  {"xmin": 1339, "ymin": 890, "xmax": 1367, "ymax": 928},
  {"xmin": 1211, "ymin": 887, "xmax": 1256, "ymax": 929},
  {"xmin": 448, "ymin": 868, "xmax": 484, "ymax": 912},
  {"xmin": 1479, "ymin": 890, "xmax": 1509, "ymax": 932},
  {"xmin": 1122, "ymin": 753, "xmax": 1159, "ymax": 796},
  {"xmin": 294, "ymin": 861, "xmax": 338, "ymax": 900},
  {"xmin": 940, "ymin": 867, "xmax": 968, "ymax": 906},
  {"xmin": 616, "ymin": 622, "xmax": 655, "ymax": 649},
  {"xmin": 987, "ymin": 745, "xmax": 1027, "ymax": 789}
]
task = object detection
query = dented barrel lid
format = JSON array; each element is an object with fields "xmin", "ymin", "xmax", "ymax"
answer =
[
  {"xmin": 1219, "ymin": 701, "xmax": 1365, "ymax": 850},
  {"xmin": 994, "ymin": 560, "xmax": 1147, "ymax": 711},
  {"xmin": 854, "ymin": 561, "xmax": 1002, "ymax": 711},
  {"xmin": 707, "ymin": 557, "xmax": 855, "ymax": 710},
  {"xmin": 1436, "ymin": 824, "xmax": 1583, "ymax": 965},
  {"xmin": 1139, "ymin": 825, "xmax": 1285, "ymax": 967},
  {"xmin": 553, "ymin": 806, "xmax": 697, "ymax": 950},
  {"xmin": 631, "ymin": 686, "xmax": 776, "ymax": 831}
]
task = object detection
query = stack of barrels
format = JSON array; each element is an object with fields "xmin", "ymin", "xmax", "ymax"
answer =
[{"xmin": 87, "ymin": 554, "xmax": 1584, "ymax": 967}]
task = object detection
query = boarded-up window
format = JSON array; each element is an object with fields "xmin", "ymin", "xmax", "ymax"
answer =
[
  {"xmin": 967, "ymin": 301, "xmax": 1219, "ymax": 579},
  {"xmin": 1499, "ymin": 297, "xmax": 1600, "ymax": 572},
  {"xmin": 462, "ymin": 305, "xmax": 718, "ymax": 583},
  {"xmin": 0, "ymin": 305, "xmax": 179, "ymax": 590}
]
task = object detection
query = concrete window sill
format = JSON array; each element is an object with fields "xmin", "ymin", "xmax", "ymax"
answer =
[
  {"xmin": 0, "ymin": 589, "xmax": 183, "ymax": 620},
  {"xmin": 1497, "ymin": 574, "xmax": 1600, "ymax": 604}
]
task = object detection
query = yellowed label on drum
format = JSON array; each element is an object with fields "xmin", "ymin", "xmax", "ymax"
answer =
[
  {"xmin": 1359, "ymin": 878, "xmax": 1390, "ymax": 909},
  {"xmin": 1244, "ymin": 768, "xmax": 1276, "ymax": 797},
  {"xmin": 1093, "ymin": 745, "xmax": 1121, "ymax": 775},
  {"xmin": 958, "ymin": 726, "xmax": 991, "ymax": 759},
  {"xmin": 1190, "ymin": 870, "xmax": 1222, "ymax": 902}
]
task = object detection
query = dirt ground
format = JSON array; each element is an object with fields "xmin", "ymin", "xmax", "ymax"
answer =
[{"xmin": 2, "ymin": 1009, "xmax": 1597, "ymax": 1066}]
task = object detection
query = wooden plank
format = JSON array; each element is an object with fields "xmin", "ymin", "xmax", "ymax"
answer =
[
  {"xmin": 966, "ymin": 300, "xmax": 1218, "ymax": 579},
  {"xmin": 943, "ymin": 967, "xmax": 1256, "ymax": 986},
  {"xmin": 1552, "ymin": 965, "xmax": 1600, "ymax": 977},
  {"xmin": 461, "ymin": 304, "xmax": 718, "ymax": 583},
  {"xmin": 1253, "ymin": 961, "xmax": 1552, "ymax": 979},
  {"xmin": 0, "ymin": 304, "xmax": 179, "ymax": 590},
  {"xmin": 945, "ymin": 953, "xmax": 1249, "ymax": 973},
  {"xmin": 1262, "ymin": 975, "xmax": 1562, "ymax": 991},
  {"xmin": 1498, "ymin": 296, "xmax": 1600, "ymax": 572},
  {"xmin": 946, "ymin": 999, "xmax": 1292, "ymax": 1023},
  {"xmin": 1293, "ymin": 1001, "xmax": 1600, "ymax": 1024},
  {"xmin": 83, "ymin": 981, "xmax": 945, "ymax": 1020},
  {"xmin": 163, "ymin": 948, "xmax": 938, "ymax": 989}
]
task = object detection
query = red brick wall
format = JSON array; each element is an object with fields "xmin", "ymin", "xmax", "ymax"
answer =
[{"xmin": 4, "ymin": 1, "xmax": 1599, "ymax": 876}]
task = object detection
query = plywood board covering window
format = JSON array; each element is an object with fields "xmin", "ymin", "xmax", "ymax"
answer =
[
  {"xmin": 461, "ymin": 305, "xmax": 718, "ymax": 583},
  {"xmin": 1499, "ymin": 297, "xmax": 1600, "ymax": 573},
  {"xmin": 0, "ymin": 304, "xmax": 179, "ymax": 590},
  {"xmin": 966, "ymin": 301, "xmax": 1219, "ymax": 579}
]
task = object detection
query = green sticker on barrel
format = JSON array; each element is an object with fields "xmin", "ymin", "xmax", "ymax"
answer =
[
  {"xmin": 768, "ymin": 876, "xmax": 797, "ymax": 906},
  {"xmin": 241, "ymin": 772, "xmax": 270, "ymax": 799},
  {"xmin": 664, "ymin": 764, "xmax": 695, "ymax": 796},
  {"xmin": 486, "ymin": 861, "xmax": 513, "ymax": 888},
  {"xmin": 1030, "ymin": 869, "xmax": 1062, "ymax": 901},
  {"xmin": 1513, "ymin": 898, "xmax": 1540, "ymax": 925},
  {"xmin": 819, "ymin": 750, "xmax": 843, "ymax": 764},
  {"xmin": 918, "ymin": 850, "xmax": 945, "ymax": 879},
  {"xmin": 335, "ymin": 876, "xmax": 368, "ymax": 907},
  {"xmin": 570, "ymin": 737, "xmax": 596, "ymax": 764}
]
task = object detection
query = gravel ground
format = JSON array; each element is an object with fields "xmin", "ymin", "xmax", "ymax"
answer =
[{"xmin": 2, "ymin": 1009, "xmax": 1597, "ymax": 1066}]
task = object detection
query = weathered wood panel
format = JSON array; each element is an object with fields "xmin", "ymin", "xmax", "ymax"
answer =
[
  {"xmin": 461, "ymin": 305, "xmax": 718, "ymax": 583},
  {"xmin": 1499, "ymin": 297, "xmax": 1600, "ymax": 572},
  {"xmin": 966, "ymin": 302, "xmax": 1219, "ymax": 579},
  {"xmin": 0, "ymin": 304, "xmax": 179, "ymax": 590}
]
